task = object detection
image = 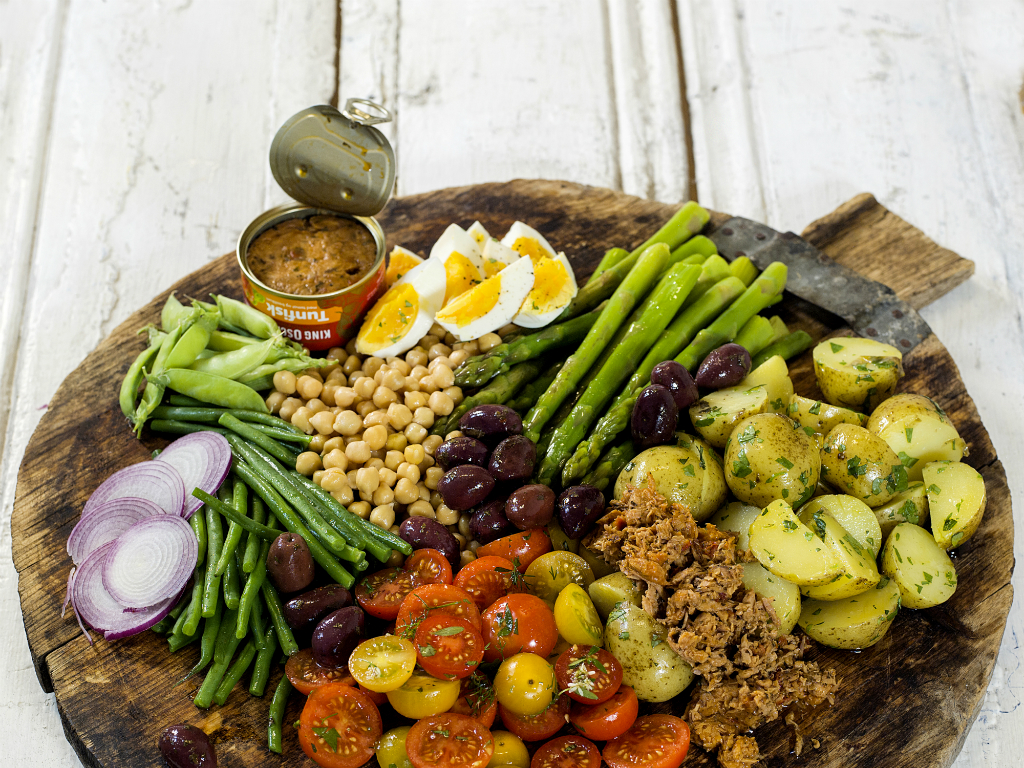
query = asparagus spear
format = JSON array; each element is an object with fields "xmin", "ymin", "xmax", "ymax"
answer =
[
  {"xmin": 590, "ymin": 247, "xmax": 629, "ymax": 281},
  {"xmin": 670, "ymin": 234, "xmax": 717, "ymax": 263},
  {"xmin": 729, "ymin": 256, "xmax": 759, "ymax": 286},
  {"xmin": 750, "ymin": 330, "xmax": 813, "ymax": 369},
  {"xmin": 524, "ymin": 243, "xmax": 671, "ymax": 442},
  {"xmin": 537, "ymin": 262, "xmax": 702, "ymax": 483},
  {"xmin": 733, "ymin": 315, "xmax": 776, "ymax": 358},
  {"xmin": 679, "ymin": 255, "xmax": 731, "ymax": 311},
  {"xmin": 434, "ymin": 358, "xmax": 547, "ymax": 435},
  {"xmin": 507, "ymin": 360, "xmax": 564, "ymax": 413},
  {"xmin": 454, "ymin": 303, "xmax": 605, "ymax": 388},
  {"xmin": 581, "ymin": 440, "xmax": 637, "ymax": 492}
]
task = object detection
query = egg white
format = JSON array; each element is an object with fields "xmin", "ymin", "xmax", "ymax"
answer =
[
  {"xmin": 513, "ymin": 251, "xmax": 578, "ymax": 328},
  {"xmin": 466, "ymin": 221, "xmax": 491, "ymax": 251},
  {"xmin": 433, "ymin": 254, "xmax": 535, "ymax": 341},
  {"xmin": 480, "ymin": 238, "xmax": 520, "ymax": 277},
  {"xmin": 500, "ymin": 221, "xmax": 556, "ymax": 259},
  {"xmin": 355, "ymin": 258, "xmax": 445, "ymax": 358}
]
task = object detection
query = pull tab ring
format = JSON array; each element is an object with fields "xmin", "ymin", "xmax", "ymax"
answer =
[{"xmin": 342, "ymin": 98, "xmax": 393, "ymax": 126}]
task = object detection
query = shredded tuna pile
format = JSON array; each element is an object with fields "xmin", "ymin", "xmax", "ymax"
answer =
[{"xmin": 584, "ymin": 480, "xmax": 839, "ymax": 768}]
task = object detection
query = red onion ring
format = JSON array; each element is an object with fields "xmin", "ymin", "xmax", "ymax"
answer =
[
  {"xmin": 82, "ymin": 460, "xmax": 185, "ymax": 518},
  {"xmin": 100, "ymin": 515, "xmax": 197, "ymax": 609},
  {"xmin": 154, "ymin": 432, "xmax": 232, "ymax": 519},
  {"xmin": 67, "ymin": 497, "xmax": 166, "ymax": 565}
]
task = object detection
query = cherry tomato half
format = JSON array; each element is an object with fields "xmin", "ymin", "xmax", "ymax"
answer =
[
  {"xmin": 395, "ymin": 584, "xmax": 482, "ymax": 637},
  {"xmin": 298, "ymin": 683, "xmax": 382, "ymax": 768},
  {"xmin": 476, "ymin": 529, "xmax": 552, "ymax": 572},
  {"xmin": 602, "ymin": 714, "xmax": 690, "ymax": 768},
  {"xmin": 482, "ymin": 594, "xmax": 558, "ymax": 662},
  {"xmin": 454, "ymin": 555, "xmax": 525, "ymax": 611},
  {"xmin": 387, "ymin": 673, "xmax": 462, "ymax": 720},
  {"xmin": 348, "ymin": 635, "xmax": 417, "ymax": 693},
  {"xmin": 569, "ymin": 685, "xmax": 638, "ymax": 741},
  {"xmin": 449, "ymin": 673, "xmax": 499, "ymax": 729},
  {"xmin": 494, "ymin": 653, "xmax": 556, "ymax": 716},
  {"xmin": 285, "ymin": 648, "xmax": 355, "ymax": 696},
  {"xmin": 415, "ymin": 613, "xmax": 485, "ymax": 680},
  {"xmin": 404, "ymin": 549, "xmax": 453, "ymax": 585},
  {"xmin": 498, "ymin": 695, "xmax": 569, "ymax": 742},
  {"xmin": 554, "ymin": 645, "xmax": 623, "ymax": 705},
  {"xmin": 531, "ymin": 735, "xmax": 601, "ymax": 768},
  {"xmin": 355, "ymin": 567, "xmax": 422, "ymax": 620},
  {"xmin": 406, "ymin": 713, "xmax": 494, "ymax": 768}
]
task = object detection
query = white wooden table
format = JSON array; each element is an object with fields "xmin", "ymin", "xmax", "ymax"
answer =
[{"xmin": 2, "ymin": 2, "xmax": 1022, "ymax": 765}]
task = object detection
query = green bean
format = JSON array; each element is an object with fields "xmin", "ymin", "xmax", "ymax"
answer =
[
  {"xmin": 119, "ymin": 343, "xmax": 161, "ymax": 420},
  {"xmin": 191, "ymin": 336, "xmax": 278, "ymax": 380},
  {"xmin": 215, "ymin": 294, "xmax": 280, "ymax": 340},
  {"xmin": 249, "ymin": 628, "xmax": 278, "ymax": 696},
  {"xmin": 237, "ymin": 540, "xmax": 270, "ymax": 640},
  {"xmin": 214, "ymin": 478, "xmax": 248, "ymax": 577},
  {"xmin": 157, "ymin": 368, "xmax": 271, "ymax": 414},
  {"xmin": 194, "ymin": 607, "xmax": 243, "ymax": 709},
  {"xmin": 202, "ymin": 502, "xmax": 224, "ymax": 618},
  {"xmin": 250, "ymin": 588, "xmax": 268, "ymax": 642},
  {"xmin": 190, "ymin": 510, "xmax": 207, "ymax": 568},
  {"xmin": 169, "ymin": 590, "xmax": 192, "ymax": 636},
  {"xmin": 181, "ymin": 567, "xmax": 205, "ymax": 636},
  {"xmin": 168, "ymin": 628, "xmax": 201, "ymax": 653},
  {"xmin": 150, "ymin": 420, "xmax": 229, "ymax": 437},
  {"xmin": 192, "ymin": 489, "xmax": 279, "ymax": 541},
  {"xmin": 152, "ymin": 587, "xmax": 193, "ymax": 634},
  {"xmin": 168, "ymin": 393, "xmax": 204, "ymax": 407},
  {"xmin": 152, "ymin": 405, "xmax": 305, "ymax": 433},
  {"xmin": 150, "ymin": 615, "xmax": 174, "ymax": 635},
  {"xmin": 213, "ymin": 639, "xmax": 257, "ymax": 706},
  {"xmin": 230, "ymin": 460, "xmax": 355, "ymax": 588},
  {"xmin": 268, "ymin": 675, "xmax": 292, "ymax": 753},
  {"xmin": 183, "ymin": 602, "xmax": 222, "ymax": 682},
  {"xmin": 290, "ymin": 473, "xmax": 399, "ymax": 560},
  {"xmin": 218, "ymin": 413, "xmax": 297, "ymax": 467},
  {"xmin": 261, "ymin": 581, "xmax": 300, "ymax": 656},
  {"xmin": 247, "ymin": 423, "xmax": 313, "ymax": 445},
  {"xmin": 223, "ymin": 553, "xmax": 241, "ymax": 610},
  {"xmin": 243, "ymin": 497, "xmax": 268, "ymax": 573}
]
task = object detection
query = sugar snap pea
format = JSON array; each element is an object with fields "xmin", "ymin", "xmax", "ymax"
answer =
[
  {"xmin": 161, "ymin": 292, "xmax": 192, "ymax": 332},
  {"xmin": 134, "ymin": 324, "xmax": 182, "ymax": 433},
  {"xmin": 119, "ymin": 342, "xmax": 160, "ymax": 420},
  {"xmin": 213, "ymin": 639, "xmax": 257, "ymax": 706},
  {"xmin": 190, "ymin": 336, "xmax": 278, "ymax": 380},
  {"xmin": 268, "ymin": 675, "xmax": 292, "ymax": 753},
  {"xmin": 248, "ymin": 628, "xmax": 278, "ymax": 697},
  {"xmin": 165, "ymin": 308, "xmax": 218, "ymax": 369},
  {"xmin": 157, "ymin": 368, "xmax": 270, "ymax": 413},
  {"xmin": 215, "ymin": 294, "xmax": 280, "ymax": 340}
]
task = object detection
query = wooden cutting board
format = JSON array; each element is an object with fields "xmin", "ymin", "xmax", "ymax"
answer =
[{"xmin": 12, "ymin": 180, "xmax": 1010, "ymax": 768}]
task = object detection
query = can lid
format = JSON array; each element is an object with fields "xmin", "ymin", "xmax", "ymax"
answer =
[{"xmin": 269, "ymin": 99, "xmax": 396, "ymax": 217}]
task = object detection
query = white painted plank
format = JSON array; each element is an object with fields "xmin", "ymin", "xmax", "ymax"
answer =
[{"xmin": 339, "ymin": 0, "xmax": 399, "ymax": 156}]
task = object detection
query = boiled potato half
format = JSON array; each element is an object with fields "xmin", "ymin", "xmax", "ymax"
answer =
[
  {"xmin": 788, "ymin": 394, "xmax": 867, "ymax": 438},
  {"xmin": 739, "ymin": 355, "xmax": 794, "ymax": 414},
  {"xmin": 812, "ymin": 336, "xmax": 903, "ymax": 413},
  {"xmin": 872, "ymin": 481, "xmax": 929, "ymax": 538},
  {"xmin": 604, "ymin": 603, "xmax": 694, "ymax": 702},
  {"xmin": 741, "ymin": 561, "xmax": 801, "ymax": 636},
  {"xmin": 798, "ymin": 494, "xmax": 883, "ymax": 557},
  {"xmin": 588, "ymin": 572, "xmax": 643, "ymax": 620},
  {"xmin": 690, "ymin": 384, "xmax": 769, "ymax": 449},
  {"xmin": 881, "ymin": 522, "xmax": 957, "ymax": 609},
  {"xmin": 748, "ymin": 500, "xmax": 843, "ymax": 587},
  {"xmin": 724, "ymin": 413, "xmax": 820, "ymax": 508},
  {"xmin": 820, "ymin": 424, "xmax": 908, "ymax": 507},
  {"xmin": 923, "ymin": 460, "xmax": 987, "ymax": 550},
  {"xmin": 867, "ymin": 393, "xmax": 968, "ymax": 482},
  {"xmin": 799, "ymin": 576, "xmax": 901, "ymax": 650},
  {"xmin": 708, "ymin": 501, "xmax": 761, "ymax": 551},
  {"xmin": 797, "ymin": 511, "xmax": 881, "ymax": 601},
  {"xmin": 614, "ymin": 435, "xmax": 726, "ymax": 521}
]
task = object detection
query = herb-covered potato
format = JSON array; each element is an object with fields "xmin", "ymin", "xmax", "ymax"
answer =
[
  {"xmin": 797, "ymin": 511, "xmax": 881, "ymax": 601},
  {"xmin": 614, "ymin": 435, "xmax": 726, "ymax": 521},
  {"xmin": 724, "ymin": 413, "xmax": 820, "ymax": 508},
  {"xmin": 819, "ymin": 424, "xmax": 908, "ymax": 507},
  {"xmin": 604, "ymin": 603, "xmax": 694, "ymax": 702},
  {"xmin": 708, "ymin": 501, "xmax": 761, "ymax": 551},
  {"xmin": 787, "ymin": 394, "xmax": 867, "ymax": 439},
  {"xmin": 738, "ymin": 355, "xmax": 794, "ymax": 414},
  {"xmin": 881, "ymin": 522, "xmax": 957, "ymax": 609},
  {"xmin": 799, "ymin": 576, "xmax": 901, "ymax": 650},
  {"xmin": 741, "ymin": 561, "xmax": 801, "ymax": 635},
  {"xmin": 867, "ymin": 393, "xmax": 968, "ymax": 482},
  {"xmin": 872, "ymin": 481, "xmax": 929, "ymax": 538},
  {"xmin": 748, "ymin": 500, "xmax": 843, "ymax": 586},
  {"xmin": 812, "ymin": 336, "xmax": 904, "ymax": 413},
  {"xmin": 797, "ymin": 494, "xmax": 883, "ymax": 557},
  {"xmin": 923, "ymin": 460, "xmax": 987, "ymax": 550},
  {"xmin": 689, "ymin": 384, "xmax": 769, "ymax": 449},
  {"xmin": 588, "ymin": 572, "xmax": 643, "ymax": 619}
]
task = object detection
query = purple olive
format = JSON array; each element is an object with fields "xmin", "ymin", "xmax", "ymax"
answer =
[
  {"xmin": 695, "ymin": 343, "xmax": 752, "ymax": 389},
  {"xmin": 505, "ymin": 484, "xmax": 556, "ymax": 530},
  {"xmin": 470, "ymin": 499, "xmax": 517, "ymax": 544},
  {"xmin": 459, "ymin": 404, "xmax": 523, "ymax": 441},
  {"xmin": 284, "ymin": 585, "xmax": 353, "ymax": 631},
  {"xmin": 437, "ymin": 464, "xmax": 495, "ymax": 511},
  {"xmin": 557, "ymin": 485, "xmax": 606, "ymax": 539},
  {"xmin": 630, "ymin": 384, "xmax": 679, "ymax": 449},
  {"xmin": 266, "ymin": 532, "xmax": 315, "ymax": 593},
  {"xmin": 159, "ymin": 724, "xmax": 216, "ymax": 768},
  {"xmin": 311, "ymin": 606, "xmax": 365, "ymax": 668},
  {"xmin": 435, "ymin": 436, "xmax": 490, "ymax": 471},
  {"xmin": 399, "ymin": 516, "xmax": 460, "ymax": 567},
  {"xmin": 651, "ymin": 360, "xmax": 699, "ymax": 410},
  {"xmin": 488, "ymin": 436, "xmax": 537, "ymax": 481}
]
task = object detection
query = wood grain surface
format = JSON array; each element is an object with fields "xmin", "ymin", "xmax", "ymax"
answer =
[{"xmin": 12, "ymin": 180, "xmax": 1011, "ymax": 768}]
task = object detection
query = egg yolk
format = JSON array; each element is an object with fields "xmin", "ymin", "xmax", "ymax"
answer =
[
  {"xmin": 435, "ymin": 272, "xmax": 502, "ymax": 327},
  {"xmin": 357, "ymin": 283, "xmax": 419, "ymax": 349},
  {"xmin": 443, "ymin": 252, "xmax": 481, "ymax": 304},
  {"xmin": 510, "ymin": 237, "xmax": 550, "ymax": 260},
  {"xmin": 481, "ymin": 257, "xmax": 507, "ymax": 278},
  {"xmin": 522, "ymin": 257, "xmax": 571, "ymax": 313},
  {"xmin": 386, "ymin": 249, "xmax": 422, "ymax": 287}
]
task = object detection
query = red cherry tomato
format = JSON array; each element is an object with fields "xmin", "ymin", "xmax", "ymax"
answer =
[
  {"xmin": 453, "ymin": 555, "xmax": 525, "ymax": 610},
  {"xmin": 354, "ymin": 567, "xmax": 422, "ymax": 620},
  {"xmin": 554, "ymin": 645, "xmax": 623, "ymax": 705},
  {"xmin": 285, "ymin": 649, "xmax": 356, "ymax": 696},
  {"xmin": 404, "ymin": 548, "xmax": 453, "ymax": 585},
  {"xmin": 414, "ymin": 613, "xmax": 485, "ymax": 680},
  {"xmin": 481, "ymin": 593, "xmax": 558, "ymax": 662},
  {"xmin": 298, "ymin": 683, "xmax": 382, "ymax": 768},
  {"xmin": 394, "ymin": 583, "xmax": 483, "ymax": 637},
  {"xmin": 448, "ymin": 673, "xmax": 499, "ymax": 729},
  {"xmin": 498, "ymin": 695, "xmax": 569, "ymax": 742},
  {"xmin": 405, "ymin": 713, "xmax": 494, "ymax": 768},
  {"xmin": 531, "ymin": 735, "xmax": 602, "ymax": 768},
  {"xmin": 602, "ymin": 714, "xmax": 690, "ymax": 768},
  {"xmin": 476, "ymin": 529, "xmax": 552, "ymax": 572},
  {"xmin": 569, "ymin": 685, "xmax": 638, "ymax": 741}
]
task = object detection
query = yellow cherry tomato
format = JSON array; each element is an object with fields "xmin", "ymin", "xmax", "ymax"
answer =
[
  {"xmin": 554, "ymin": 583, "xmax": 604, "ymax": 645},
  {"xmin": 386, "ymin": 674, "xmax": 461, "ymax": 719},
  {"xmin": 494, "ymin": 652, "xmax": 555, "ymax": 716},
  {"xmin": 376, "ymin": 726, "xmax": 414, "ymax": 768},
  {"xmin": 349, "ymin": 635, "xmax": 417, "ymax": 693},
  {"xmin": 487, "ymin": 730, "xmax": 530, "ymax": 768},
  {"xmin": 525, "ymin": 551, "xmax": 595, "ymax": 604}
]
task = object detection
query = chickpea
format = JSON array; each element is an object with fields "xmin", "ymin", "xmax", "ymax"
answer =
[
  {"xmin": 302, "ymin": 369, "xmax": 324, "ymax": 383},
  {"xmin": 381, "ymin": 368, "xmax": 406, "ymax": 391},
  {"xmin": 353, "ymin": 376, "xmax": 376, "ymax": 400},
  {"xmin": 452, "ymin": 531, "xmax": 467, "ymax": 548},
  {"xmin": 362, "ymin": 357, "xmax": 385, "ymax": 377},
  {"xmin": 389, "ymin": 358, "xmax": 411, "ymax": 376},
  {"xmin": 291, "ymin": 407, "xmax": 314, "ymax": 434},
  {"xmin": 436, "ymin": 504, "xmax": 460, "ymax": 526},
  {"xmin": 429, "ymin": 323, "xmax": 447, "ymax": 337},
  {"xmin": 409, "ymin": 365, "xmax": 429, "ymax": 381},
  {"xmin": 320, "ymin": 468, "xmax": 348, "ymax": 492},
  {"xmin": 404, "ymin": 423, "xmax": 428, "ymax": 444},
  {"xmin": 363, "ymin": 424, "xmax": 388, "ymax": 451},
  {"xmin": 387, "ymin": 403, "xmax": 414, "ymax": 430},
  {"xmin": 445, "ymin": 430, "xmax": 464, "ymax": 441},
  {"xmin": 478, "ymin": 332, "xmax": 502, "ymax": 352},
  {"xmin": 327, "ymin": 346, "xmax": 348, "ymax": 362},
  {"xmin": 345, "ymin": 441, "xmax": 371, "ymax": 464},
  {"xmin": 461, "ymin": 340, "xmax": 480, "ymax": 356},
  {"xmin": 322, "ymin": 449, "xmax": 349, "ymax": 472},
  {"xmin": 387, "ymin": 549, "xmax": 405, "ymax": 568},
  {"xmin": 423, "ymin": 435, "xmax": 444, "ymax": 457},
  {"xmin": 428, "ymin": 356, "xmax": 452, "ymax": 373},
  {"xmin": 394, "ymin": 478, "xmax": 420, "ymax": 505},
  {"xmin": 403, "ymin": 377, "xmax": 421, "ymax": 393},
  {"xmin": 320, "ymin": 383, "xmax": 339, "ymax": 407},
  {"xmin": 444, "ymin": 332, "xmax": 458, "ymax": 346},
  {"xmin": 296, "ymin": 375, "xmax": 323, "ymax": 400},
  {"xmin": 417, "ymin": 484, "xmax": 432, "ymax": 502},
  {"xmin": 431, "ymin": 364, "xmax": 455, "ymax": 389},
  {"xmin": 406, "ymin": 347, "xmax": 429, "ymax": 368},
  {"xmin": 429, "ymin": 392, "xmax": 455, "ymax": 416},
  {"xmin": 372, "ymin": 484, "xmax": 396, "ymax": 506},
  {"xmin": 295, "ymin": 451, "xmax": 322, "ymax": 476},
  {"xmin": 405, "ymin": 391, "xmax": 429, "ymax": 410},
  {"xmin": 347, "ymin": 469, "xmax": 360, "ymax": 487},
  {"xmin": 430, "ymin": 490, "xmax": 444, "ymax": 507},
  {"xmin": 379, "ymin": 467, "xmax": 399, "ymax": 487},
  {"xmin": 468, "ymin": 540, "xmax": 481, "ymax": 554},
  {"xmin": 363, "ymin": 410, "xmax": 389, "ymax": 428},
  {"xmin": 274, "ymin": 370, "xmax": 298, "ymax": 395},
  {"xmin": 334, "ymin": 410, "xmax": 363, "ymax": 436},
  {"xmin": 418, "ymin": 454, "xmax": 436, "ymax": 471},
  {"xmin": 397, "ymin": 462, "xmax": 421, "ymax": 484},
  {"xmin": 412, "ymin": 406, "xmax": 435, "ymax": 428},
  {"xmin": 458, "ymin": 513, "xmax": 472, "ymax": 539},
  {"xmin": 331, "ymin": 485, "xmax": 354, "ymax": 506},
  {"xmin": 309, "ymin": 410, "xmax": 336, "ymax": 436},
  {"xmin": 327, "ymin": 367, "xmax": 347, "ymax": 383},
  {"xmin": 308, "ymin": 433, "xmax": 328, "ymax": 453},
  {"xmin": 306, "ymin": 398, "xmax": 327, "ymax": 415},
  {"xmin": 265, "ymin": 391, "xmax": 287, "ymax": 414},
  {"xmin": 448, "ymin": 349, "xmax": 469, "ymax": 367},
  {"xmin": 356, "ymin": 400, "xmax": 377, "ymax": 418},
  {"xmin": 424, "ymin": 466, "xmax": 445, "ymax": 490},
  {"xmin": 404, "ymin": 444, "xmax": 426, "ymax": 465},
  {"xmin": 349, "ymin": 500, "xmax": 371, "ymax": 519},
  {"xmin": 385, "ymin": 432, "xmax": 408, "ymax": 452},
  {"xmin": 322, "ymin": 436, "xmax": 344, "ymax": 454},
  {"xmin": 460, "ymin": 550, "xmax": 477, "ymax": 568},
  {"xmin": 419, "ymin": 376, "xmax": 439, "ymax": 395},
  {"xmin": 385, "ymin": 450, "xmax": 404, "ymax": 471},
  {"xmin": 443, "ymin": 386, "xmax": 464, "ymax": 405},
  {"xmin": 370, "ymin": 504, "xmax": 396, "ymax": 530},
  {"xmin": 334, "ymin": 387, "xmax": 357, "ymax": 408},
  {"xmin": 428, "ymin": 343, "xmax": 452, "ymax": 361},
  {"xmin": 313, "ymin": 469, "xmax": 325, "ymax": 485},
  {"xmin": 366, "ymin": 458, "xmax": 385, "ymax": 470},
  {"xmin": 278, "ymin": 397, "xmax": 303, "ymax": 422},
  {"xmin": 356, "ymin": 466, "xmax": 380, "ymax": 495},
  {"xmin": 408, "ymin": 500, "xmax": 436, "ymax": 519},
  {"xmin": 343, "ymin": 355, "xmax": 362, "ymax": 375},
  {"xmin": 372, "ymin": 386, "xmax": 399, "ymax": 409}
]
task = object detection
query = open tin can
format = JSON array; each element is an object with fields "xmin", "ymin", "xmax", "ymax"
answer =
[{"xmin": 236, "ymin": 99, "xmax": 396, "ymax": 350}]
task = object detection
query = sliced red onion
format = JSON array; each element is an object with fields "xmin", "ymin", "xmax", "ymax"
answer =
[
  {"xmin": 101, "ymin": 515, "xmax": 197, "ymax": 609},
  {"xmin": 71, "ymin": 541, "xmax": 179, "ymax": 640},
  {"xmin": 154, "ymin": 432, "xmax": 232, "ymax": 519},
  {"xmin": 67, "ymin": 497, "xmax": 166, "ymax": 565},
  {"xmin": 82, "ymin": 460, "xmax": 185, "ymax": 518},
  {"xmin": 62, "ymin": 567, "xmax": 76, "ymax": 618}
]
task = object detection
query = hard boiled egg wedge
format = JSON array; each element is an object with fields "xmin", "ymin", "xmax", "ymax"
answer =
[
  {"xmin": 430, "ymin": 224, "xmax": 485, "ymax": 306},
  {"xmin": 433, "ymin": 255, "xmax": 535, "ymax": 342},
  {"xmin": 480, "ymin": 238, "xmax": 520, "ymax": 278},
  {"xmin": 467, "ymin": 221, "xmax": 490, "ymax": 250},
  {"xmin": 501, "ymin": 222, "xmax": 556, "ymax": 260},
  {"xmin": 513, "ymin": 251, "xmax": 578, "ymax": 328},
  {"xmin": 385, "ymin": 245, "xmax": 423, "ymax": 287},
  {"xmin": 355, "ymin": 258, "xmax": 445, "ymax": 357}
]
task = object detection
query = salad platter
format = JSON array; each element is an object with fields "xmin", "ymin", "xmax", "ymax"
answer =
[{"xmin": 12, "ymin": 179, "xmax": 1011, "ymax": 768}]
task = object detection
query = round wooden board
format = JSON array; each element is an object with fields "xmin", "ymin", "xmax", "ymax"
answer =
[{"xmin": 13, "ymin": 180, "xmax": 1013, "ymax": 768}]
